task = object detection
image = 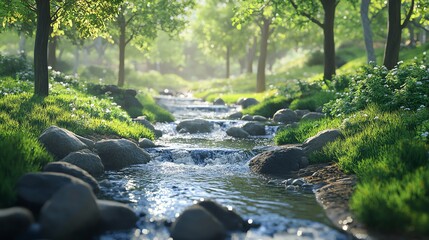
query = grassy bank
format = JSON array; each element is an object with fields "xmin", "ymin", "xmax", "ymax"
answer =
[
  {"xmin": 0, "ymin": 55, "xmax": 175, "ymax": 207},
  {"xmin": 275, "ymin": 55, "xmax": 429, "ymax": 235}
]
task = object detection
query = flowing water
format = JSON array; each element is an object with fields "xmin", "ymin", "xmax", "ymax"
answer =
[{"xmin": 98, "ymin": 96, "xmax": 351, "ymax": 240}]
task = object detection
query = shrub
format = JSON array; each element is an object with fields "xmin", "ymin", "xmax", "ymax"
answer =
[
  {"xmin": 306, "ymin": 50, "xmax": 324, "ymax": 66},
  {"xmin": 325, "ymin": 56, "xmax": 429, "ymax": 116},
  {"xmin": 0, "ymin": 54, "xmax": 32, "ymax": 79}
]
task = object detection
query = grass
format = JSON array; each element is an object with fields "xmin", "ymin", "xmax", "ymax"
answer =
[
  {"xmin": 289, "ymin": 91, "xmax": 335, "ymax": 111},
  {"xmin": 242, "ymin": 95, "xmax": 291, "ymax": 118},
  {"xmin": 136, "ymin": 91, "xmax": 175, "ymax": 122},
  {"xmin": 0, "ymin": 77, "xmax": 154, "ymax": 207}
]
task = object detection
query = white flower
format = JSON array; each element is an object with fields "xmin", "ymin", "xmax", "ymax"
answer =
[
  {"xmin": 374, "ymin": 116, "xmax": 379, "ymax": 120},
  {"xmin": 422, "ymin": 132, "xmax": 429, "ymax": 138},
  {"xmin": 416, "ymin": 81, "xmax": 423, "ymax": 85}
]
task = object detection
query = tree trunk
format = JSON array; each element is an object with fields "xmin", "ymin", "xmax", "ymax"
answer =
[
  {"xmin": 383, "ymin": 0, "xmax": 401, "ymax": 69},
  {"xmin": 246, "ymin": 36, "xmax": 257, "ymax": 74},
  {"xmin": 34, "ymin": 0, "xmax": 50, "ymax": 97},
  {"xmin": 321, "ymin": 0, "xmax": 336, "ymax": 81},
  {"xmin": 73, "ymin": 47, "xmax": 80, "ymax": 75},
  {"xmin": 117, "ymin": 12, "xmax": 126, "ymax": 87},
  {"xmin": 19, "ymin": 32, "xmax": 26, "ymax": 56},
  {"xmin": 360, "ymin": 0, "xmax": 376, "ymax": 63},
  {"xmin": 226, "ymin": 45, "xmax": 231, "ymax": 79},
  {"xmin": 257, "ymin": 19, "xmax": 270, "ymax": 93},
  {"xmin": 408, "ymin": 23, "xmax": 416, "ymax": 47},
  {"xmin": 48, "ymin": 36, "xmax": 58, "ymax": 70}
]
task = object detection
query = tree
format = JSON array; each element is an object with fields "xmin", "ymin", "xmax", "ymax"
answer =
[
  {"xmin": 111, "ymin": 0, "xmax": 194, "ymax": 87},
  {"xmin": 234, "ymin": 1, "xmax": 281, "ymax": 92},
  {"xmin": 361, "ymin": 0, "xmax": 376, "ymax": 63},
  {"xmin": 1, "ymin": 0, "xmax": 122, "ymax": 96},
  {"xmin": 288, "ymin": 0, "xmax": 341, "ymax": 81},
  {"xmin": 383, "ymin": 0, "xmax": 415, "ymax": 69}
]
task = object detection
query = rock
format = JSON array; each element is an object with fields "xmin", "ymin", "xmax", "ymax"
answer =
[
  {"xmin": 302, "ymin": 129, "xmax": 342, "ymax": 155},
  {"xmin": 300, "ymin": 157, "xmax": 309, "ymax": 168},
  {"xmin": 236, "ymin": 98, "xmax": 245, "ymax": 105},
  {"xmin": 242, "ymin": 122, "xmax": 266, "ymax": 136},
  {"xmin": 40, "ymin": 183, "xmax": 99, "ymax": 240},
  {"xmin": 292, "ymin": 178, "xmax": 305, "ymax": 186},
  {"xmin": 43, "ymin": 162, "xmax": 100, "ymax": 193},
  {"xmin": 197, "ymin": 200, "xmax": 248, "ymax": 231},
  {"xmin": 125, "ymin": 89, "xmax": 138, "ymax": 97},
  {"xmin": 240, "ymin": 98, "xmax": 259, "ymax": 109},
  {"xmin": 122, "ymin": 95, "xmax": 143, "ymax": 110},
  {"xmin": 283, "ymin": 178, "xmax": 294, "ymax": 185},
  {"xmin": 228, "ymin": 112, "xmax": 243, "ymax": 120},
  {"xmin": 133, "ymin": 116, "xmax": 155, "ymax": 131},
  {"xmin": 273, "ymin": 109, "xmax": 299, "ymax": 123},
  {"xmin": 241, "ymin": 114, "xmax": 254, "ymax": 121},
  {"xmin": 294, "ymin": 110, "xmax": 311, "ymax": 119},
  {"xmin": 97, "ymin": 200, "xmax": 138, "ymax": 231},
  {"xmin": 285, "ymin": 185, "xmax": 297, "ymax": 191},
  {"xmin": 316, "ymin": 106, "xmax": 323, "ymax": 112},
  {"xmin": 301, "ymin": 112, "xmax": 325, "ymax": 121},
  {"xmin": 0, "ymin": 207, "xmax": 34, "ymax": 238},
  {"xmin": 61, "ymin": 150, "xmax": 104, "ymax": 177},
  {"xmin": 176, "ymin": 119, "xmax": 213, "ymax": 134},
  {"xmin": 170, "ymin": 205, "xmax": 225, "ymax": 240},
  {"xmin": 253, "ymin": 115, "xmax": 268, "ymax": 122},
  {"xmin": 16, "ymin": 172, "xmax": 89, "ymax": 211},
  {"xmin": 213, "ymin": 98, "xmax": 225, "ymax": 105},
  {"xmin": 249, "ymin": 147, "xmax": 304, "ymax": 176},
  {"xmin": 75, "ymin": 135, "xmax": 95, "ymax": 149},
  {"xmin": 95, "ymin": 139, "xmax": 151, "ymax": 170},
  {"xmin": 226, "ymin": 127, "xmax": 250, "ymax": 138},
  {"xmin": 154, "ymin": 129, "xmax": 163, "ymax": 138},
  {"xmin": 38, "ymin": 126, "xmax": 88, "ymax": 159},
  {"xmin": 139, "ymin": 138, "xmax": 156, "ymax": 148}
]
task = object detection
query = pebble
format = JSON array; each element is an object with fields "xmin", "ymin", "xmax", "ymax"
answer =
[{"xmin": 292, "ymin": 178, "xmax": 305, "ymax": 186}]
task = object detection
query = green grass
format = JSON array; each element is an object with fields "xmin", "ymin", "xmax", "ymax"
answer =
[
  {"xmin": 0, "ymin": 77, "xmax": 154, "ymax": 207},
  {"xmin": 276, "ymin": 105, "xmax": 429, "ymax": 235},
  {"xmin": 242, "ymin": 95, "xmax": 291, "ymax": 118},
  {"xmin": 289, "ymin": 91, "xmax": 335, "ymax": 111},
  {"xmin": 274, "ymin": 117, "xmax": 341, "ymax": 145},
  {"xmin": 136, "ymin": 91, "xmax": 175, "ymax": 122}
]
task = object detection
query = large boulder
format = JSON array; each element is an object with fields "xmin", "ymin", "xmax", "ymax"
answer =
[
  {"xmin": 249, "ymin": 147, "xmax": 305, "ymax": 175},
  {"xmin": 273, "ymin": 109, "xmax": 299, "ymax": 124},
  {"xmin": 241, "ymin": 114, "xmax": 254, "ymax": 121},
  {"xmin": 226, "ymin": 127, "xmax": 250, "ymax": 138},
  {"xmin": 97, "ymin": 200, "xmax": 138, "ymax": 231},
  {"xmin": 302, "ymin": 129, "xmax": 343, "ymax": 155},
  {"xmin": 197, "ymin": 200, "xmax": 248, "ymax": 232},
  {"xmin": 0, "ymin": 207, "xmax": 34, "ymax": 238},
  {"xmin": 242, "ymin": 122, "xmax": 266, "ymax": 136},
  {"xmin": 16, "ymin": 172, "xmax": 89, "ymax": 211},
  {"xmin": 95, "ymin": 139, "xmax": 151, "ymax": 170},
  {"xmin": 43, "ymin": 162, "xmax": 100, "ymax": 193},
  {"xmin": 40, "ymin": 183, "xmax": 99, "ymax": 240},
  {"xmin": 301, "ymin": 112, "xmax": 325, "ymax": 121},
  {"xmin": 170, "ymin": 205, "xmax": 225, "ymax": 240},
  {"xmin": 38, "ymin": 126, "xmax": 88, "ymax": 159},
  {"xmin": 61, "ymin": 150, "xmax": 104, "ymax": 177},
  {"xmin": 240, "ymin": 98, "xmax": 259, "ymax": 109},
  {"xmin": 176, "ymin": 119, "xmax": 213, "ymax": 134}
]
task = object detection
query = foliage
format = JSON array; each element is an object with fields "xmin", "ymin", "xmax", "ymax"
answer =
[
  {"xmin": 126, "ymin": 70, "xmax": 190, "ymax": 92},
  {"xmin": 0, "ymin": 54, "xmax": 32, "ymax": 79},
  {"xmin": 243, "ymin": 96, "xmax": 291, "ymax": 118},
  {"xmin": 325, "ymin": 55, "xmax": 429, "ymax": 117},
  {"xmin": 0, "ymin": 128, "xmax": 53, "ymax": 207}
]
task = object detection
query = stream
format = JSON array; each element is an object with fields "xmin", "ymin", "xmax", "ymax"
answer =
[{"xmin": 98, "ymin": 95, "xmax": 351, "ymax": 240}]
